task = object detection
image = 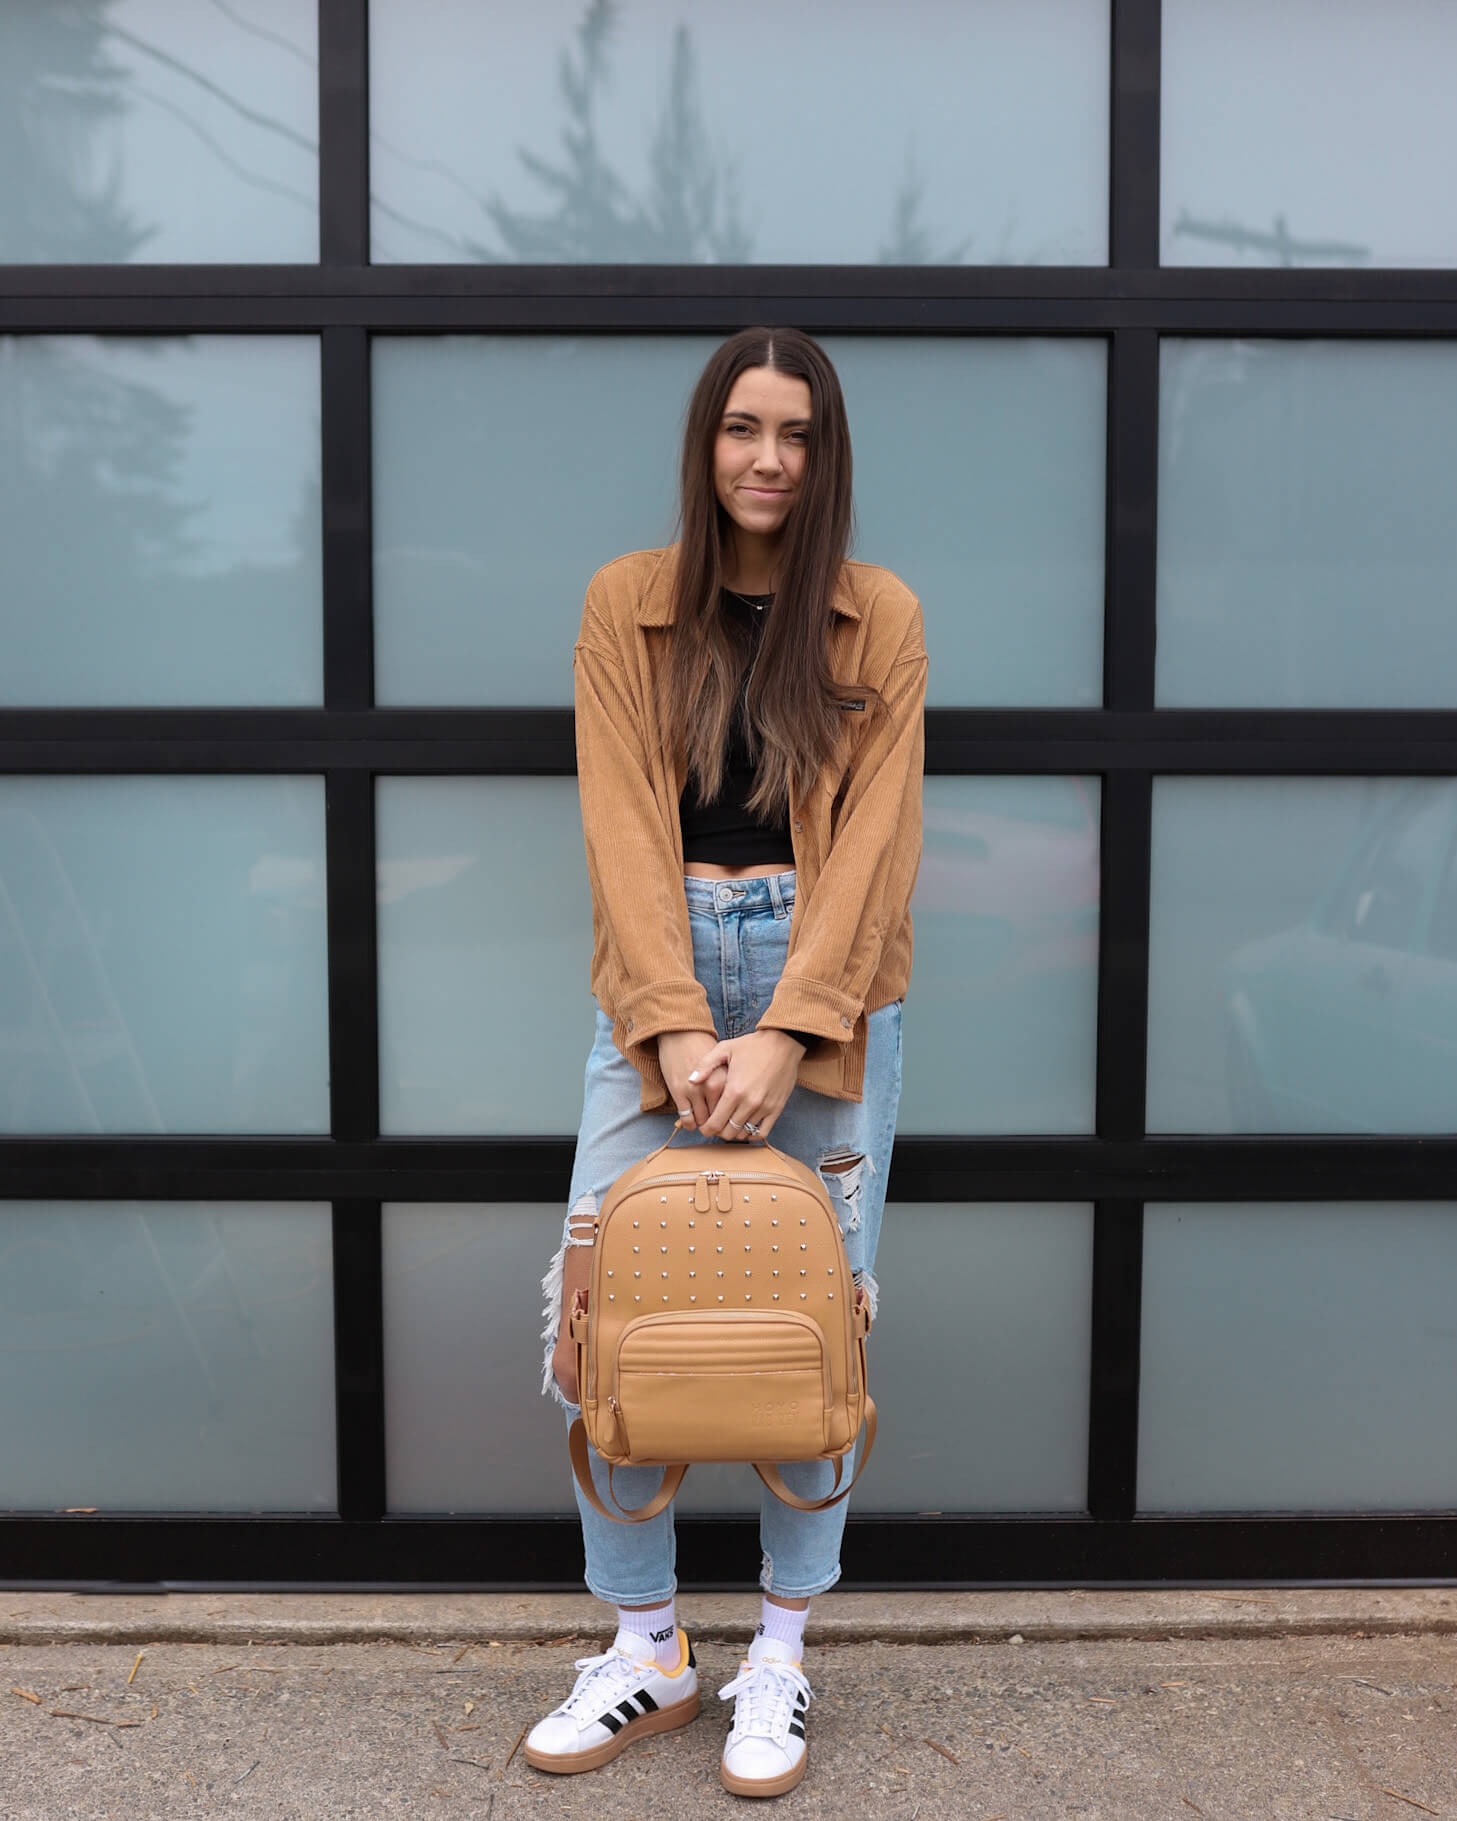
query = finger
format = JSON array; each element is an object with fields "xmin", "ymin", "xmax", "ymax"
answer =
[
  {"xmin": 728, "ymin": 1106, "xmax": 764, "ymax": 1142},
  {"xmin": 675, "ymin": 1083, "xmax": 712, "ymax": 1130},
  {"xmin": 687, "ymin": 1042, "xmax": 730, "ymax": 1086},
  {"xmin": 733, "ymin": 1096, "xmax": 776, "ymax": 1143},
  {"xmin": 699, "ymin": 1097, "xmax": 742, "ymax": 1140}
]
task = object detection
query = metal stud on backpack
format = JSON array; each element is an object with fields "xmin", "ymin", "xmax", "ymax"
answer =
[{"xmin": 566, "ymin": 1136, "xmax": 877, "ymax": 1523}]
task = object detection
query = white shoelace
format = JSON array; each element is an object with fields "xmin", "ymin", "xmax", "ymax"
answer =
[
  {"xmin": 717, "ymin": 1657, "xmax": 814, "ymax": 1743},
  {"xmin": 556, "ymin": 1645, "xmax": 650, "ymax": 1719}
]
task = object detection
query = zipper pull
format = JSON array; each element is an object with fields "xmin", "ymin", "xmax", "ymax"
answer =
[
  {"xmin": 694, "ymin": 1173, "xmax": 713, "ymax": 1213},
  {"xmin": 716, "ymin": 1171, "xmax": 733, "ymax": 1213}
]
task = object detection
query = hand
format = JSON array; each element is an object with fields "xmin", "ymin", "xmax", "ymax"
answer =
[
  {"xmin": 552, "ymin": 1236, "xmax": 593, "ymax": 1402},
  {"xmin": 693, "ymin": 1029, "xmax": 806, "ymax": 1143},
  {"xmin": 658, "ymin": 1028, "xmax": 728, "ymax": 1133}
]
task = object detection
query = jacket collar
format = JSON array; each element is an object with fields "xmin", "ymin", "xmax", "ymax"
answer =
[{"xmin": 634, "ymin": 545, "xmax": 861, "ymax": 625}]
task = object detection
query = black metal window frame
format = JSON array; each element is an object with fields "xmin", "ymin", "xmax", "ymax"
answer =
[{"xmin": 2, "ymin": 0, "xmax": 1456, "ymax": 1590}]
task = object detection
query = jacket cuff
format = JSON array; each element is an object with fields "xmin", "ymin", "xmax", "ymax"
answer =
[
  {"xmin": 757, "ymin": 977, "xmax": 863, "ymax": 1046},
  {"xmin": 614, "ymin": 978, "xmax": 716, "ymax": 1048},
  {"xmin": 756, "ymin": 1026, "xmax": 818, "ymax": 1054}
]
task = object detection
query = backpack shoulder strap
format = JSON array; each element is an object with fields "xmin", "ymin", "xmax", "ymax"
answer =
[
  {"xmin": 751, "ymin": 1398, "xmax": 877, "ymax": 1512},
  {"xmin": 568, "ymin": 1417, "xmax": 688, "ymax": 1525}
]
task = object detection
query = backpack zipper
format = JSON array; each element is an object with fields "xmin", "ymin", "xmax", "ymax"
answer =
[
  {"xmin": 699, "ymin": 1170, "xmax": 733, "ymax": 1212},
  {"xmin": 601, "ymin": 1166, "xmax": 799, "ymax": 1222}
]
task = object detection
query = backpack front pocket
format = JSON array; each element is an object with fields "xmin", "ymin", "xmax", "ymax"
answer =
[{"xmin": 613, "ymin": 1311, "xmax": 829, "ymax": 1463}]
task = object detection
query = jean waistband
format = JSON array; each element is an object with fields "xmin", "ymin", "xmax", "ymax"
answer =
[{"xmin": 683, "ymin": 869, "xmax": 796, "ymax": 914}]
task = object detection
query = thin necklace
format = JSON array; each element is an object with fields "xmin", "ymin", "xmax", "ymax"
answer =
[{"xmin": 725, "ymin": 587, "xmax": 774, "ymax": 612}]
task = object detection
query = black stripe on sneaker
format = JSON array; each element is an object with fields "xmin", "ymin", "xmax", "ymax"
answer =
[
  {"xmin": 635, "ymin": 1689, "xmax": 659, "ymax": 1713},
  {"xmin": 598, "ymin": 1710, "xmax": 623, "ymax": 1734},
  {"xmin": 616, "ymin": 1700, "xmax": 639, "ymax": 1721},
  {"xmin": 789, "ymin": 1721, "xmax": 806, "ymax": 1740}
]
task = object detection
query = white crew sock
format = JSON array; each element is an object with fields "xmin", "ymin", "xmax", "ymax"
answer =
[
  {"xmin": 756, "ymin": 1598, "xmax": 808, "ymax": 1662},
  {"xmin": 616, "ymin": 1598, "xmax": 681, "ymax": 1670}
]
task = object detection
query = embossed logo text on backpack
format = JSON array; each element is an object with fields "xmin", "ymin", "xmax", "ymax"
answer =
[{"xmin": 750, "ymin": 1400, "xmax": 802, "ymax": 1427}]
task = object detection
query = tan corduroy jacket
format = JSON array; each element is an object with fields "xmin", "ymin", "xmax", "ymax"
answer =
[{"xmin": 574, "ymin": 543, "xmax": 928, "ymax": 1114}]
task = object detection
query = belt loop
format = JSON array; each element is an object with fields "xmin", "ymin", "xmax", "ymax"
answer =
[{"xmin": 767, "ymin": 871, "xmax": 787, "ymax": 919}]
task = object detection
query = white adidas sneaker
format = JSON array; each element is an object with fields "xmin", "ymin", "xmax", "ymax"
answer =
[
  {"xmin": 523, "ymin": 1626, "xmax": 700, "ymax": 1775},
  {"xmin": 717, "ymin": 1631, "xmax": 813, "ymax": 1797}
]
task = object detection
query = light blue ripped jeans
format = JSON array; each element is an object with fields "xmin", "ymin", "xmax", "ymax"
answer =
[{"xmin": 541, "ymin": 869, "xmax": 903, "ymax": 1604}]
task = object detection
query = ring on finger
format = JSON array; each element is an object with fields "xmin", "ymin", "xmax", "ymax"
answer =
[{"xmin": 743, "ymin": 1119, "xmax": 761, "ymax": 1137}]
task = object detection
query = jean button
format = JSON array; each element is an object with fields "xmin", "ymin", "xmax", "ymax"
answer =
[{"xmin": 718, "ymin": 885, "xmax": 733, "ymax": 904}]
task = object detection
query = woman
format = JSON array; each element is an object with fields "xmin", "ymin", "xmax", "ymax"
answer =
[{"xmin": 527, "ymin": 326, "xmax": 927, "ymax": 1798}]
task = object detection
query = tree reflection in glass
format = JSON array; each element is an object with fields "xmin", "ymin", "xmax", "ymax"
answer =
[{"xmin": 0, "ymin": 0, "xmax": 317, "ymax": 264}]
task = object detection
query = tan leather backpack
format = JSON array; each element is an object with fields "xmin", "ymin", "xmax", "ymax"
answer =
[{"xmin": 567, "ymin": 1136, "xmax": 877, "ymax": 1523}]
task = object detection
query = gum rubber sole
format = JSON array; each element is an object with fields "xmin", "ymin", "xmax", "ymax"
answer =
[
  {"xmin": 720, "ymin": 1751, "xmax": 808, "ymax": 1798},
  {"xmin": 523, "ymin": 1688, "xmax": 701, "ymax": 1775}
]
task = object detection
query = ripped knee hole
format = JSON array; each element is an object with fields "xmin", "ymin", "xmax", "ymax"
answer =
[{"xmin": 817, "ymin": 1146, "xmax": 864, "ymax": 1176}]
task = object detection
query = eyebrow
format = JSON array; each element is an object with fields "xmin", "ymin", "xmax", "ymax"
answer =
[{"xmin": 723, "ymin": 410, "xmax": 812, "ymax": 428}]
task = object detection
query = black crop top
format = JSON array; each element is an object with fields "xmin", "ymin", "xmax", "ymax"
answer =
[
  {"xmin": 678, "ymin": 589, "xmax": 795, "ymax": 868},
  {"xmin": 678, "ymin": 589, "xmax": 815, "ymax": 1054}
]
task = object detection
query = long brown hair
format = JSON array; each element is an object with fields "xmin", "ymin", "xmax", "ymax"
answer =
[{"xmin": 658, "ymin": 326, "xmax": 880, "ymax": 822}]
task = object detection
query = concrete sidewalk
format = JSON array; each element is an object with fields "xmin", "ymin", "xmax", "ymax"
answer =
[
  {"xmin": 4, "ymin": 1586, "xmax": 1457, "ymax": 1647},
  {"xmin": 2, "ymin": 1591, "xmax": 1455, "ymax": 1818}
]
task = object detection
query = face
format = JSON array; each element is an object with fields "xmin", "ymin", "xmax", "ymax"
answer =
[{"xmin": 713, "ymin": 365, "xmax": 813, "ymax": 544}]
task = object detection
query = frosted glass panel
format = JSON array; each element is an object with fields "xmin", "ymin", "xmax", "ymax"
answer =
[
  {"xmin": 383, "ymin": 1203, "xmax": 565, "ymax": 1513},
  {"xmin": 848, "ymin": 1201, "xmax": 1092, "ymax": 1514},
  {"xmin": 1162, "ymin": 0, "xmax": 1457, "ymax": 268},
  {"xmin": 372, "ymin": 338, "xmax": 710, "ymax": 706},
  {"xmin": 370, "ymin": 0, "xmax": 1107, "ymax": 265},
  {"xmin": 377, "ymin": 779, "xmax": 596, "ymax": 1133},
  {"xmin": 900, "ymin": 777, "xmax": 1100, "ymax": 1135},
  {"xmin": 375, "ymin": 337, "xmax": 1105, "ymax": 707},
  {"xmin": 1140, "ymin": 1203, "xmax": 1457, "ymax": 1512},
  {"xmin": 1158, "ymin": 342, "xmax": 1457, "ymax": 707},
  {"xmin": 0, "ymin": 778, "xmax": 329, "ymax": 1134},
  {"xmin": 0, "ymin": 337, "xmax": 322, "ymax": 706},
  {"xmin": 1148, "ymin": 778, "xmax": 1457, "ymax": 1134},
  {"xmin": 0, "ymin": 1202, "xmax": 334, "ymax": 1511},
  {"xmin": 385, "ymin": 1201, "xmax": 1091, "ymax": 1514},
  {"xmin": 839, "ymin": 339, "xmax": 1105, "ymax": 707},
  {"xmin": 1, "ymin": 1, "xmax": 317, "ymax": 262}
]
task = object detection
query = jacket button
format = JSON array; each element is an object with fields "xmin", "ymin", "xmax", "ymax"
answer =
[
  {"xmin": 840, "ymin": 1014, "xmax": 852, "ymax": 1028},
  {"xmin": 627, "ymin": 1018, "xmax": 634, "ymax": 1032},
  {"xmin": 793, "ymin": 820, "xmax": 803, "ymax": 831}
]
